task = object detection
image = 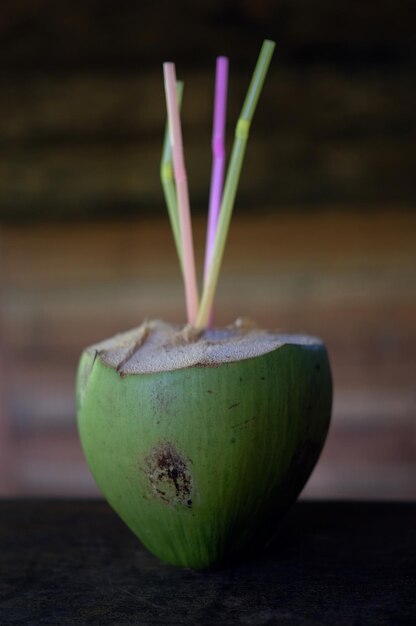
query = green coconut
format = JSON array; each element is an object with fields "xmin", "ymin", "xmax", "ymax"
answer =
[{"xmin": 76, "ymin": 319, "xmax": 332, "ymax": 570}]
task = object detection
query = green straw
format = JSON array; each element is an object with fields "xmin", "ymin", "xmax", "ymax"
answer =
[
  {"xmin": 160, "ymin": 80, "xmax": 184, "ymax": 268},
  {"xmin": 196, "ymin": 40, "xmax": 275, "ymax": 329}
]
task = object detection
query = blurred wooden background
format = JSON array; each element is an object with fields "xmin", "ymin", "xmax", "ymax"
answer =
[{"xmin": 0, "ymin": 0, "xmax": 415, "ymax": 498}]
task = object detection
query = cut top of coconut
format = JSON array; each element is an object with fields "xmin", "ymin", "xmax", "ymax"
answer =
[{"xmin": 86, "ymin": 319, "xmax": 325, "ymax": 375}]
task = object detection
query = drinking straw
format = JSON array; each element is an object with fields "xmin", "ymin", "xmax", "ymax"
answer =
[
  {"xmin": 160, "ymin": 80, "xmax": 184, "ymax": 268},
  {"xmin": 196, "ymin": 40, "xmax": 275, "ymax": 329},
  {"xmin": 163, "ymin": 63, "xmax": 199, "ymax": 325},
  {"xmin": 203, "ymin": 56, "xmax": 229, "ymax": 326}
]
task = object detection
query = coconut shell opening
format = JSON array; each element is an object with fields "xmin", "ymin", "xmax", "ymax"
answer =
[{"xmin": 84, "ymin": 319, "xmax": 324, "ymax": 375}]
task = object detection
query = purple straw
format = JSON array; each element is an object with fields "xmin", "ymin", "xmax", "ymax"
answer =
[{"xmin": 203, "ymin": 56, "xmax": 229, "ymax": 325}]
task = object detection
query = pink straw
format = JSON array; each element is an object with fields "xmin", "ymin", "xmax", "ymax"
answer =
[
  {"xmin": 203, "ymin": 56, "xmax": 229, "ymax": 326},
  {"xmin": 163, "ymin": 63, "xmax": 199, "ymax": 325}
]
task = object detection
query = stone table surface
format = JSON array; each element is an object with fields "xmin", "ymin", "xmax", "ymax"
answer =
[{"xmin": 1, "ymin": 500, "xmax": 415, "ymax": 625}]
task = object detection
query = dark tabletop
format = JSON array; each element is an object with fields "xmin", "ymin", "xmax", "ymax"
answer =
[{"xmin": 1, "ymin": 500, "xmax": 415, "ymax": 626}]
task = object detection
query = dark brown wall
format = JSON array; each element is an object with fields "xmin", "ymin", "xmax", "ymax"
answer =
[{"xmin": 0, "ymin": 0, "xmax": 415, "ymax": 220}]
